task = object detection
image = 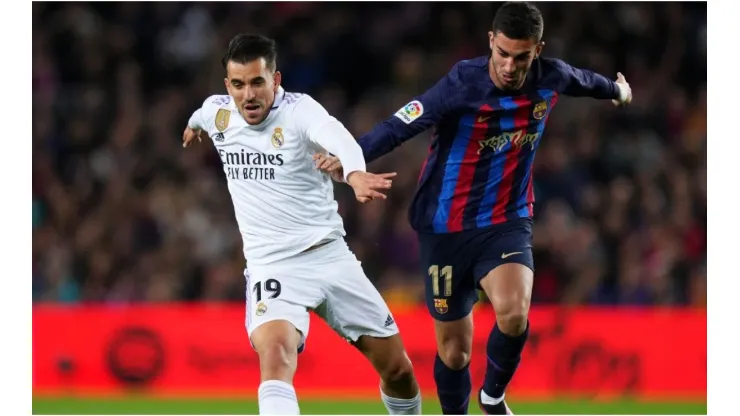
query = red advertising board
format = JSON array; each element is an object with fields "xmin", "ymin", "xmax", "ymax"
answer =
[{"xmin": 33, "ymin": 304, "xmax": 706, "ymax": 400}]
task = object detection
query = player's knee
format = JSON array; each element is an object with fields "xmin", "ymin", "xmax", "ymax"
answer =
[
  {"xmin": 257, "ymin": 340, "xmax": 298, "ymax": 380},
  {"xmin": 379, "ymin": 354, "xmax": 415, "ymax": 386},
  {"xmin": 254, "ymin": 325, "xmax": 301, "ymax": 382},
  {"xmin": 438, "ymin": 339, "xmax": 472, "ymax": 370},
  {"xmin": 439, "ymin": 348, "xmax": 470, "ymax": 370},
  {"xmin": 496, "ymin": 302, "xmax": 529, "ymax": 336},
  {"xmin": 435, "ymin": 320, "xmax": 473, "ymax": 369}
]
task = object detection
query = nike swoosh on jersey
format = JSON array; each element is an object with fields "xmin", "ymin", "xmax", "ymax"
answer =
[{"xmin": 501, "ymin": 251, "xmax": 523, "ymax": 259}]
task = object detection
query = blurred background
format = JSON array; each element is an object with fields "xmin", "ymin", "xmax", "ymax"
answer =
[
  {"xmin": 32, "ymin": 1, "xmax": 706, "ymax": 307},
  {"xmin": 32, "ymin": 2, "xmax": 706, "ymax": 414}
]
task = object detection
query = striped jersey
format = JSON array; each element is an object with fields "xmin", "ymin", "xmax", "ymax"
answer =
[{"xmin": 358, "ymin": 55, "xmax": 621, "ymax": 234}]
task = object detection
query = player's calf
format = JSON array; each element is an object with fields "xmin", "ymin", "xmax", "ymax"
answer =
[
  {"xmin": 251, "ymin": 320, "xmax": 303, "ymax": 415},
  {"xmin": 478, "ymin": 263, "xmax": 533, "ymax": 414},
  {"xmin": 434, "ymin": 316, "xmax": 474, "ymax": 414},
  {"xmin": 354, "ymin": 334, "xmax": 422, "ymax": 415}
]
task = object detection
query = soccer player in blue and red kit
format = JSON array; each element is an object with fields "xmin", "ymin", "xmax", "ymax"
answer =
[{"xmin": 315, "ymin": 2, "xmax": 632, "ymax": 414}]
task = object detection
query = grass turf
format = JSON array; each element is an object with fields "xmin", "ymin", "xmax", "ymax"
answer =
[{"xmin": 32, "ymin": 397, "xmax": 707, "ymax": 415}]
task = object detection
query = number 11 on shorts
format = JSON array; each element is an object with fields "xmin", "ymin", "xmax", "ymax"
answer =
[{"xmin": 429, "ymin": 265, "xmax": 452, "ymax": 297}]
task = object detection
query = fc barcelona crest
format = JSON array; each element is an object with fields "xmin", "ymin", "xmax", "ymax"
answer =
[
  {"xmin": 533, "ymin": 101, "xmax": 548, "ymax": 120},
  {"xmin": 434, "ymin": 298, "xmax": 448, "ymax": 314},
  {"xmin": 272, "ymin": 127, "xmax": 285, "ymax": 148},
  {"xmin": 215, "ymin": 109, "xmax": 231, "ymax": 132}
]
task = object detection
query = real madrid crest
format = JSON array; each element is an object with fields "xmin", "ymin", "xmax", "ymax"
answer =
[
  {"xmin": 271, "ymin": 127, "xmax": 285, "ymax": 149},
  {"xmin": 215, "ymin": 109, "xmax": 231, "ymax": 132},
  {"xmin": 256, "ymin": 301, "xmax": 267, "ymax": 316},
  {"xmin": 533, "ymin": 101, "xmax": 548, "ymax": 120}
]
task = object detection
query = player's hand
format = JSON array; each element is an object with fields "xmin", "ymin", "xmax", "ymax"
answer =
[
  {"xmin": 183, "ymin": 126, "xmax": 209, "ymax": 148},
  {"xmin": 313, "ymin": 153, "xmax": 344, "ymax": 183},
  {"xmin": 612, "ymin": 72, "xmax": 632, "ymax": 107},
  {"xmin": 346, "ymin": 171, "xmax": 397, "ymax": 204}
]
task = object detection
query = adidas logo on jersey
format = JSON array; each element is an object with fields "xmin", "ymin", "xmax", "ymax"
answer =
[
  {"xmin": 213, "ymin": 133, "xmax": 225, "ymax": 142},
  {"xmin": 384, "ymin": 314, "xmax": 395, "ymax": 327}
]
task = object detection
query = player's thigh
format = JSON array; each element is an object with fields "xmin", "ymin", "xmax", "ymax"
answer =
[
  {"xmin": 250, "ymin": 320, "xmax": 303, "ymax": 353},
  {"xmin": 479, "ymin": 263, "xmax": 533, "ymax": 332},
  {"xmin": 244, "ymin": 267, "xmax": 323, "ymax": 352},
  {"xmin": 418, "ymin": 232, "xmax": 479, "ymax": 323},
  {"xmin": 317, "ymin": 243, "xmax": 399, "ymax": 341},
  {"xmin": 434, "ymin": 314, "xmax": 474, "ymax": 369},
  {"xmin": 473, "ymin": 219, "xmax": 535, "ymax": 321}
]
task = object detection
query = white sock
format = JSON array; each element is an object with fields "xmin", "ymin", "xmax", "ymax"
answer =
[
  {"xmin": 380, "ymin": 387, "xmax": 422, "ymax": 415},
  {"xmin": 258, "ymin": 380, "xmax": 300, "ymax": 415},
  {"xmin": 481, "ymin": 389, "xmax": 505, "ymax": 406}
]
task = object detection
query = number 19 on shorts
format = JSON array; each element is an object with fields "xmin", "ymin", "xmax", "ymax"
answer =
[
  {"xmin": 253, "ymin": 278, "xmax": 282, "ymax": 302},
  {"xmin": 429, "ymin": 265, "xmax": 452, "ymax": 297}
]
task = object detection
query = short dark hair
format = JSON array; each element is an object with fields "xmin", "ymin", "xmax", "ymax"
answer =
[
  {"xmin": 221, "ymin": 34, "xmax": 278, "ymax": 72},
  {"xmin": 492, "ymin": 2, "xmax": 544, "ymax": 42}
]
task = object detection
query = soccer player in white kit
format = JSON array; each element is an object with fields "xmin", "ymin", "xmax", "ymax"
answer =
[{"xmin": 182, "ymin": 34, "xmax": 422, "ymax": 415}]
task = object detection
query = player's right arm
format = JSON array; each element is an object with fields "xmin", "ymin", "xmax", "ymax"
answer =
[
  {"xmin": 293, "ymin": 95, "xmax": 396, "ymax": 203},
  {"xmin": 183, "ymin": 95, "xmax": 227, "ymax": 147},
  {"xmin": 358, "ymin": 66, "xmax": 461, "ymax": 164},
  {"xmin": 183, "ymin": 124, "xmax": 207, "ymax": 148}
]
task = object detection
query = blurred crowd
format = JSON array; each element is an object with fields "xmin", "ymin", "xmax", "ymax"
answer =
[{"xmin": 32, "ymin": 2, "xmax": 706, "ymax": 307}]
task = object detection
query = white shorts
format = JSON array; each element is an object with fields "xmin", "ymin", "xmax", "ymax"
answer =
[{"xmin": 244, "ymin": 238, "xmax": 398, "ymax": 351}]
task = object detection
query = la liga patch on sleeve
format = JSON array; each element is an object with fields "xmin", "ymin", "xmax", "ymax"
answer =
[{"xmin": 394, "ymin": 100, "xmax": 424, "ymax": 124}]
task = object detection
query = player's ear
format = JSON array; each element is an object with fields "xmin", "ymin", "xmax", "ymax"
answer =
[
  {"xmin": 273, "ymin": 71, "xmax": 282, "ymax": 92},
  {"xmin": 224, "ymin": 77, "xmax": 230, "ymax": 93},
  {"xmin": 535, "ymin": 41, "xmax": 545, "ymax": 59},
  {"xmin": 488, "ymin": 31, "xmax": 495, "ymax": 49}
]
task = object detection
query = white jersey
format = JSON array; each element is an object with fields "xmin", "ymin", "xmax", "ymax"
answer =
[{"xmin": 188, "ymin": 88, "xmax": 367, "ymax": 266}]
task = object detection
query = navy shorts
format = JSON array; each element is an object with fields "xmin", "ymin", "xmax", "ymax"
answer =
[{"xmin": 418, "ymin": 218, "xmax": 534, "ymax": 322}]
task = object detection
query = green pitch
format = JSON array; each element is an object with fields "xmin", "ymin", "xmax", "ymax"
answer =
[{"xmin": 33, "ymin": 397, "xmax": 707, "ymax": 415}]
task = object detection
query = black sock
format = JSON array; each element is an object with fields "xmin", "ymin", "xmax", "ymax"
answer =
[
  {"xmin": 483, "ymin": 321, "xmax": 529, "ymax": 399},
  {"xmin": 434, "ymin": 353, "xmax": 472, "ymax": 414}
]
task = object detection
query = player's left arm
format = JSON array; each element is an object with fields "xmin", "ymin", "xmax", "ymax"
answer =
[
  {"xmin": 552, "ymin": 59, "xmax": 632, "ymax": 106},
  {"xmin": 293, "ymin": 96, "xmax": 396, "ymax": 202},
  {"xmin": 293, "ymin": 96, "xmax": 368, "ymax": 182}
]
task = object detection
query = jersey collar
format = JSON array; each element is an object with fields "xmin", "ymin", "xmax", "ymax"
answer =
[{"xmin": 271, "ymin": 86, "xmax": 285, "ymax": 109}]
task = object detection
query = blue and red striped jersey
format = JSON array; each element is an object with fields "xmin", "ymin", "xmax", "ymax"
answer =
[{"xmin": 358, "ymin": 55, "xmax": 621, "ymax": 234}]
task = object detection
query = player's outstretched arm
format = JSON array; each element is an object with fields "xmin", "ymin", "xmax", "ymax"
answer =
[
  {"xmin": 312, "ymin": 155, "xmax": 395, "ymax": 203},
  {"xmin": 183, "ymin": 98, "xmax": 216, "ymax": 147},
  {"xmin": 357, "ymin": 68, "xmax": 460, "ymax": 164},
  {"xmin": 553, "ymin": 59, "xmax": 632, "ymax": 106},
  {"xmin": 294, "ymin": 96, "xmax": 396, "ymax": 203}
]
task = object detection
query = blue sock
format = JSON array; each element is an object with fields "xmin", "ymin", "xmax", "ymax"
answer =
[
  {"xmin": 483, "ymin": 321, "xmax": 529, "ymax": 399},
  {"xmin": 434, "ymin": 353, "xmax": 471, "ymax": 414}
]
